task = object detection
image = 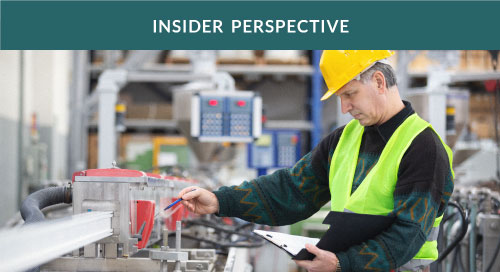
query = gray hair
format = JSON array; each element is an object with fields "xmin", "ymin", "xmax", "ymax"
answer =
[{"xmin": 359, "ymin": 62, "xmax": 397, "ymax": 88}]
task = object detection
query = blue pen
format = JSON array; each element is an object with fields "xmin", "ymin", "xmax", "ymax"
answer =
[{"xmin": 164, "ymin": 188, "xmax": 196, "ymax": 211}]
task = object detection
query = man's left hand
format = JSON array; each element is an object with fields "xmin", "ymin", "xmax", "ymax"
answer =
[{"xmin": 294, "ymin": 244, "xmax": 339, "ymax": 272}]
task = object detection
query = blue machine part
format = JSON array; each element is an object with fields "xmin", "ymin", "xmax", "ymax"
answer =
[
  {"xmin": 198, "ymin": 95, "xmax": 253, "ymax": 138},
  {"xmin": 228, "ymin": 96, "xmax": 253, "ymax": 137},
  {"xmin": 248, "ymin": 130, "xmax": 301, "ymax": 169},
  {"xmin": 200, "ymin": 96, "xmax": 225, "ymax": 136}
]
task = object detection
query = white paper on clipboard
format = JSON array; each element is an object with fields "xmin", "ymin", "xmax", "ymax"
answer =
[{"xmin": 253, "ymin": 229, "xmax": 320, "ymax": 256}]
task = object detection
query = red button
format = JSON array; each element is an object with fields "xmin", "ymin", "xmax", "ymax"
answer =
[
  {"xmin": 237, "ymin": 100, "xmax": 246, "ymax": 107},
  {"xmin": 208, "ymin": 99, "xmax": 218, "ymax": 106}
]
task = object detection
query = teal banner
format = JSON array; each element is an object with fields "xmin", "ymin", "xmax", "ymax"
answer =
[{"xmin": 1, "ymin": 1, "xmax": 500, "ymax": 49}]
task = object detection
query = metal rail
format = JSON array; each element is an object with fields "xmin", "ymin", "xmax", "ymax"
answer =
[{"xmin": 0, "ymin": 211, "xmax": 112, "ymax": 272}]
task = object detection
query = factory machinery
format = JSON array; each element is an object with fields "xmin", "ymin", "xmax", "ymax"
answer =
[
  {"xmin": 1, "ymin": 167, "xmax": 264, "ymax": 272},
  {"xmin": 6, "ymin": 167, "xmax": 500, "ymax": 272},
  {"xmin": 0, "ymin": 51, "xmax": 270, "ymax": 272},
  {"xmin": 0, "ymin": 55, "xmax": 266, "ymax": 271},
  {"xmin": 434, "ymin": 185, "xmax": 500, "ymax": 272}
]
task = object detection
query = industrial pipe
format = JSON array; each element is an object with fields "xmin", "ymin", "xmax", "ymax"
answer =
[
  {"xmin": 438, "ymin": 201, "xmax": 468, "ymax": 263},
  {"xmin": 20, "ymin": 186, "xmax": 72, "ymax": 272},
  {"xmin": 20, "ymin": 186, "xmax": 72, "ymax": 224}
]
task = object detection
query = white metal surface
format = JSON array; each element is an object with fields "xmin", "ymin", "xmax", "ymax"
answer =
[
  {"xmin": 253, "ymin": 96, "xmax": 262, "ymax": 138},
  {"xmin": 427, "ymin": 69, "xmax": 450, "ymax": 142},
  {"xmin": 96, "ymin": 69, "xmax": 127, "ymax": 168},
  {"xmin": 143, "ymin": 63, "xmax": 315, "ymax": 76},
  {"xmin": 0, "ymin": 211, "xmax": 113, "ymax": 272},
  {"xmin": 42, "ymin": 257, "xmax": 162, "ymax": 272},
  {"xmin": 128, "ymin": 71, "xmax": 211, "ymax": 83},
  {"xmin": 69, "ymin": 50, "xmax": 90, "ymax": 175},
  {"xmin": 408, "ymin": 71, "xmax": 500, "ymax": 83},
  {"xmin": 197, "ymin": 136, "xmax": 255, "ymax": 143},
  {"xmin": 265, "ymin": 120, "xmax": 313, "ymax": 131},
  {"xmin": 74, "ymin": 175, "xmax": 148, "ymax": 183},
  {"xmin": 88, "ymin": 119, "xmax": 178, "ymax": 130},
  {"xmin": 191, "ymin": 95, "xmax": 201, "ymax": 137},
  {"xmin": 223, "ymin": 247, "xmax": 251, "ymax": 272}
]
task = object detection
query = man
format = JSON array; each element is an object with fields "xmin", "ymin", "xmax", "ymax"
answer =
[{"xmin": 178, "ymin": 50, "xmax": 454, "ymax": 272}]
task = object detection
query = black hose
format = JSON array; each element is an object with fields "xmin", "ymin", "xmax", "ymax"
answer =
[
  {"xmin": 180, "ymin": 218, "xmax": 265, "ymax": 248},
  {"xmin": 171, "ymin": 232, "xmax": 265, "ymax": 248},
  {"xmin": 20, "ymin": 186, "xmax": 72, "ymax": 224},
  {"xmin": 20, "ymin": 186, "xmax": 72, "ymax": 272},
  {"xmin": 450, "ymin": 246, "xmax": 466, "ymax": 272},
  {"xmin": 438, "ymin": 201, "xmax": 467, "ymax": 263},
  {"xmin": 184, "ymin": 218, "xmax": 256, "ymax": 239},
  {"xmin": 234, "ymin": 222, "xmax": 254, "ymax": 231}
]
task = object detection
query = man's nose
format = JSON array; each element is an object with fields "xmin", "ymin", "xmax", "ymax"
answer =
[{"xmin": 341, "ymin": 99, "xmax": 352, "ymax": 114}]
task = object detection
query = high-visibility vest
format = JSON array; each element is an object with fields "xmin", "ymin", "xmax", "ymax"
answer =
[{"xmin": 328, "ymin": 113, "xmax": 454, "ymax": 271}]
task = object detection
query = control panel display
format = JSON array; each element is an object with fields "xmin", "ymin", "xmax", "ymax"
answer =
[
  {"xmin": 191, "ymin": 91, "xmax": 262, "ymax": 142},
  {"xmin": 248, "ymin": 130, "xmax": 301, "ymax": 169}
]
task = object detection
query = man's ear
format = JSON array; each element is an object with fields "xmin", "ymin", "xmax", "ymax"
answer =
[{"xmin": 372, "ymin": 71, "xmax": 386, "ymax": 94}]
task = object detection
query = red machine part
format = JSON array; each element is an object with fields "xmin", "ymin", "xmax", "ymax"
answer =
[
  {"xmin": 163, "ymin": 197, "xmax": 190, "ymax": 231},
  {"xmin": 72, "ymin": 168, "xmax": 146, "ymax": 182},
  {"xmin": 72, "ymin": 168, "xmax": 199, "ymax": 244},
  {"xmin": 134, "ymin": 200, "xmax": 156, "ymax": 249}
]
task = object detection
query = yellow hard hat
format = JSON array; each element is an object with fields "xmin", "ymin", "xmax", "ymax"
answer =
[{"xmin": 319, "ymin": 50, "xmax": 395, "ymax": 101}]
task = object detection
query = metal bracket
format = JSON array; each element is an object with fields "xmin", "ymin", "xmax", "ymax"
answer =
[{"xmin": 149, "ymin": 250, "xmax": 188, "ymax": 261}]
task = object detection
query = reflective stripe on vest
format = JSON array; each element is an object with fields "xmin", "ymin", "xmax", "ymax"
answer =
[{"xmin": 328, "ymin": 114, "xmax": 454, "ymax": 271}]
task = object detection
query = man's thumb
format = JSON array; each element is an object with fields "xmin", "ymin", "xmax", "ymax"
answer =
[
  {"xmin": 305, "ymin": 244, "xmax": 321, "ymax": 256},
  {"xmin": 179, "ymin": 188, "xmax": 199, "ymax": 200}
]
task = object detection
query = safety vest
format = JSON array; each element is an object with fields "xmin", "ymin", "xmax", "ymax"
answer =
[{"xmin": 328, "ymin": 113, "xmax": 454, "ymax": 271}]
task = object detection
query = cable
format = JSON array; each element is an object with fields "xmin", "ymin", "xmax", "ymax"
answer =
[
  {"xmin": 438, "ymin": 201, "xmax": 468, "ymax": 262},
  {"xmin": 19, "ymin": 186, "xmax": 72, "ymax": 272},
  {"xmin": 234, "ymin": 222, "xmax": 254, "ymax": 231},
  {"xmin": 183, "ymin": 218, "xmax": 256, "ymax": 239},
  {"xmin": 170, "ymin": 232, "xmax": 264, "ymax": 248},
  {"xmin": 179, "ymin": 217, "xmax": 265, "ymax": 249},
  {"xmin": 450, "ymin": 244, "xmax": 466, "ymax": 272}
]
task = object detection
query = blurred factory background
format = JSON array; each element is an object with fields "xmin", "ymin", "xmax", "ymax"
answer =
[{"xmin": 1, "ymin": 50, "xmax": 500, "ymax": 272}]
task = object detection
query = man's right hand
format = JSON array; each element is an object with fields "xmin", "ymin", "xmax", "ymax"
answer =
[{"xmin": 178, "ymin": 186, "xmax": 219, "ymax": 215}]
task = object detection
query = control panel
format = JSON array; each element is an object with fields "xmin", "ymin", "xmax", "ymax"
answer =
[
  {"xmin": 248, "ymin": 130, "xmax": 301, "ymax": 169},
  {"xmin": 191, "ymin": 91, "xmax": 262, "ymax": 142}
]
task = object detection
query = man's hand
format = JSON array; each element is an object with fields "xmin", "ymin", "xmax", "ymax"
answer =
[
  {"xmin": 294, "ymin": 244, "xmax": 339, "ymax": 272},
  {"xmin": 178, "ymin": 186, "xmax": 219, "ymax": 215}
]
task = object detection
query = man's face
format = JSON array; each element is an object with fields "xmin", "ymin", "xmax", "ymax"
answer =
[{"xmin": 335, "ymin": 78, "xmax": 384, "ymax": 126}]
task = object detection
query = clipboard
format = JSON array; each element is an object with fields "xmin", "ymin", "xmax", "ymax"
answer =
[
  {"xmin": 253, "ymin": 230, "xmax": 320, "ymax": 257},
  {"xmin": 254, "ymin": 211, "xmax": 396, "ymax": 260}
]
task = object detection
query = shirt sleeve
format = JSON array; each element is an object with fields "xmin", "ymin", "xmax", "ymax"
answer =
[
  {"xmin": 212, "ymin": 128, "xmax": 343, "ymax": 225},
  {"xmin": 335, "ymin": 128, "xmax": 454, "ymax": 271}
]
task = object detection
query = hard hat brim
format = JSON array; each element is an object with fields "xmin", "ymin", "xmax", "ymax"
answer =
[{"xmin": 320, "ymin": 90, "xmax": 336, "ymax": 101}]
